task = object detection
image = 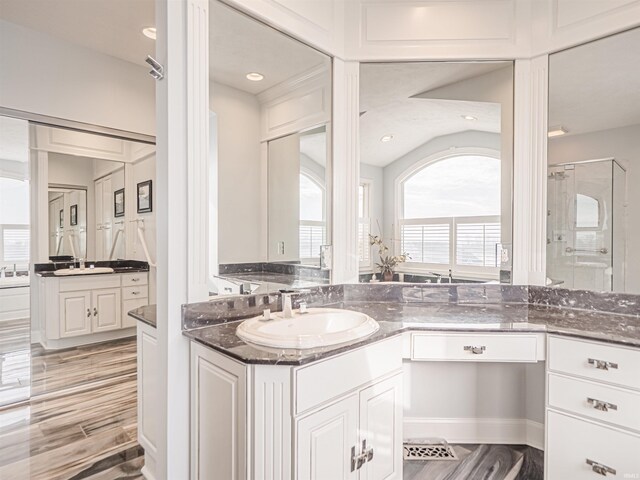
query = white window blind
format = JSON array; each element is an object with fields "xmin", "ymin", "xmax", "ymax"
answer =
[
  {"xmin": 299, "ymin": 222, "xmax": 325, "ymax": 259},
  {"xmin": 358, "ymin": 221, "xmax": 370, "ymax": 263},
  {"xmin": 401, "ymin": 223, "xmax": 449, "ymax": 264},
  {"xmin": 456, "ymin": 222, "xmax": 500, "ymax": 267},
  {"xmin": 2, "ymin": 227, "xmax": 29, "ymax": 262}
]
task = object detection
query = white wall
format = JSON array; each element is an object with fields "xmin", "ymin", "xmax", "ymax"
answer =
[
  {"xmin": 0, "ymin": 20, "xmax": 155, "ymax": 136},
  {"xmin": 268, "ymin": 134, "xmax": 300, "ymax": 261},
  {"xmin": 132, "ymin": 154, "xmax": 157, "ymax": 303},
  {"xmin": 210, "ymin": 81, "xmax": 263, "ymax": 264},
  {"xmin": 548, "ymin": 124, "xmax": 640, "ymax": 293}
]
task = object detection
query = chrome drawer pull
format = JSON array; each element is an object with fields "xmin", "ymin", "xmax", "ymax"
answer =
[
  {"xmin": 131, "ymin": 291, "xmax": 140, "ymax": 295},
  {"xmin": 131, "ymin": 278, "xmax": 140, "ymax": 282},
  {"xmin": 87, "ymin": 308, "xmax": 91, "ymax": 318},
  {"xmin": 586, "ymin": 459, "xmax": 616, "ymax": 476},
  {"xmin": 587, "ymin": 397, "xmax": 618, "ymax": 412},
  {"xmin": 464, "ymin": 345, "xmax": 486, "ymax": 354},
  {"xmin": 588, "ymin": 358, "xmax": 618, "ymax": 371},
  {"xmin": 93, "ymin": 307, "xmax": 98, "ymax": 317}
]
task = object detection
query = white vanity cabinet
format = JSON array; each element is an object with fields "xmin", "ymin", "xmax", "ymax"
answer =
[
  {"xmin": 190, "ymin": 336, "xmax": 403, "ymax": 480},
  {"xmin": 40, "ymin": 272, "xmax": 148, "ymax": 348},
  {"xmin": 137, "ymin": 320, "xmax": 159, "ymax": 480},
  {"xmin": 545, "ymin": 335, "xmax": 640, "ymax": 479},
  {"xmin": 297, "ymin": 374, "xmax": 402, "ymax": 480}
]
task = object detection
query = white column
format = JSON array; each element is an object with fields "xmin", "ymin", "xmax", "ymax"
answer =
[
  {"xmin": 512, "ymin": 56, "xmax": 548, "ymax": 286},
  {"xmin": 331, "ymin": 59, "xmax": 360, "ymax": 284},
  {"xmin": 155, "ymin": 0, "xmax": 210, "ymax": 477}
]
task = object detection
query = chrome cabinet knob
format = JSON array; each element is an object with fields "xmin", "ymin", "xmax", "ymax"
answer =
[
  {"xmin": 586, "ymin": 459, "xmax": 616, "ymax": 476},
  {"xmin": 86, "ymin": 308, "xmax": 91, "ymax": 318},
  {"xmin": 93, "ymin": 307, "xmax": 98, "ymax": 316},
  {"xmin": 464, "ymin": 345, "xmax": 486, "ymax": 354},
  {"xmin": 587, "ymin": 397, "xmax": 617, "ymax": 412},
  {"xmin": 588, "ymin": 358, "xmax": 618, "ymax": 371}
]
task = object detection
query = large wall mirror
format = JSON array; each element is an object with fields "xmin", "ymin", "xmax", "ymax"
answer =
[
  {"xmin": 359, "ymin": 62, "xmax": 514, "ymax": 284},
  {"xmin": 547, "ymin": 27, "xmax": 640, "ymax": 293},
  {"xmin": 209, "ymin": 0, "xmax": 332, "ymax": 295}
]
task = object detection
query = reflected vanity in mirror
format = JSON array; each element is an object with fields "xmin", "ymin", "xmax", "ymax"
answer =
[
  {"xmin": 48, "ymin": 185, "xmax": 87, "ymax": 260},
  {"xmin": 358, "ymin": 61, "xmax": 514, "ymax": 284},
  {"xmin": 547, "ymin": 27, "xmax": 639, "ymax": 293},
  {"xmin": 209, "ymin": 1, "xmax": 332, "ymax": 295}
]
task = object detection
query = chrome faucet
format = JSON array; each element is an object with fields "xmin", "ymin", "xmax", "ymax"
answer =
[
  {"xmin": 0, "ymin": 267, "xmax": 6, "ymax": 279},
  {"xmin": 448, "ymin": 269, "xmax": 453, "ymax": 283},
  {"xmin": 282, "ymin": 292, "xmax": 293, "ymax": 319}
]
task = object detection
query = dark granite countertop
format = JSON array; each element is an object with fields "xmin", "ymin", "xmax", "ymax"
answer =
[
  {"xmin": 219, "ymin": 272, "xmax": 330, "ymax": 295},
  {"xmin": 36, "ymin": 260, "xmax": 150, "ymax": 277},
  {"xmin": 182, "ymin": 301, "xmax": 640, "ymax": 366},
  {"xmin": 128, "ymin": 304, "xmax": 156, "ymax": 328}
]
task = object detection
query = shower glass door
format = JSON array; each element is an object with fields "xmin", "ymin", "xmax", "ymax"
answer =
[{"xmin": 547, "ymin": 159, "xmax": 625, "ymax": 291}]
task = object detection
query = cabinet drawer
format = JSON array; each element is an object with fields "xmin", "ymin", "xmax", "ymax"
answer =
[
  {"xmin": 547, "ymin": 411, "xmax": 640, "ymax": 479},
  {"xmin": 294, "ymin": 337, "xmax": 402, "ymax": 415},
  {"xmin": 548, "ymin": 336, "xmax": 640, "ymax": 390},
  {"xmin": 123, "ymin": 285, "xmax": 149, "ymax": 300},
  {"xmin": 548, "ymin": 373, "xmax": 640, "ymax": 432},
  {"xmin": 411, "ymin": 333, "xmax": 539, "ymax": 362},
  {"xmin": 59, "ymin": 274, "xmax": 121, "ymax": 292},
  {"xmin": 122, "ymin": 273, "xmax": 148, "ymax": 287}
]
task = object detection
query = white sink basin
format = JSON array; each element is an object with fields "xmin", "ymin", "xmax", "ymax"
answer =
[
  {"xmin": 236, "ymin": 308, "xmax": 379, "ymax": 349},
  {"xmin": 53, "ymin": 267, "xmax": 115, "ymax": 276}
]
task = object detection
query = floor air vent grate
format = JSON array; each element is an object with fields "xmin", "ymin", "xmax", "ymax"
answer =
[{"xmin": 403, "ymin": 439, "xmax": 458, "ymax": 461}]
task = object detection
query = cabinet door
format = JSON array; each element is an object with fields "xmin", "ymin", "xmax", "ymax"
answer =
[
  {"xmin": 359, "ymin": 375, "xmax": 403, "ymax": 480},
  {"xmin": 297, "ymin": 394, "xmax": 359, "ymax": 480},
  {"xmin": 91, "ymin": 288, "xmax": 122, "ymax": 332},
  {"xmin": 59, "ymin": 291, "xmax": 92, "ymax": 337},
  {"xmin": 122, "ymin": 298, "xmax": 148, "ymax": 329}
]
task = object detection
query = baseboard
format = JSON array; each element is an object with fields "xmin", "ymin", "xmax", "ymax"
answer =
[
  {"xmin": 404, "ymin": 417, "xmax": 545, "ymax": 450},
  {"xmin": 40, "ymin": 328, "xmax": 136, "ymax": 350},
  {"xmin": 141, "ymin": 452, "xmax": 157, "ymax": 480}
]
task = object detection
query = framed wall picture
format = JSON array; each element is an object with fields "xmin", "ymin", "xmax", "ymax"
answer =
[
  {"xmin": 114, "ymin": 188, "xmax": 125, "ymax": 217},
  {"xmin": 70, "ymin": 204, "xmax": 78, "ymax": 226},
  {"xmin": 137, "ymin": 180, "xmax": 152, "ymax": 213},
  {"xmin": 59, "ymin": 209, "xmax": 63, "ymax": 228}
]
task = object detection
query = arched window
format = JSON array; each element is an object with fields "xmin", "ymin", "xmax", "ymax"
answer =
[
  {"xmin": 299, "ymin": 172, "xmax": 325, "ymax": 260},
  {"xmin": 399, "ymin": 153, "xmax": 501, "ymax": 275}
]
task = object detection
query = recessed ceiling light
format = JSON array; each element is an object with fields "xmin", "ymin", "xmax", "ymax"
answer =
[
  {"xmin": 380, "ymin": 135, "xmax": 394, "ymax": 142},
  {"xmin": 246, "ymin": 72, "xmax": 264, "ymax": 82},
  {"xmin": 548, "ymin": 126, "xmax": 568, "ymax": 138},
  {"xmin": 142, "ymin": 27, "xmax": 156, "ymax": 40},
  {"xmin": 462, "ymin": 115, "xmax": 477, "ymax": 121}
]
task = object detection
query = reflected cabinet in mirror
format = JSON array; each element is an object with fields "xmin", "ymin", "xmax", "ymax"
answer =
[
  {"xmin": 210, "ymin": 1, "xmax": 332, "ymax": 295},
  {"xmin": 547, "ymin": 27, "xmax": 639, "ymax": 293},
  {"xmin": 359, "ymin": 62, "xmax": 514, "ymax": 284}
]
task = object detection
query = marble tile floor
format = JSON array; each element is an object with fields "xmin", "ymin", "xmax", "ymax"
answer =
[
  {"xmin": 404, "ymin": 444, "xmax": 544, "ymax": 480},
  {"xmin": 0, "ymin": 333, "xmax": 143, "ymax": 480},
  {"xmin": 0, "ymin": 318, "xmax": 31, "ymax": 407}
]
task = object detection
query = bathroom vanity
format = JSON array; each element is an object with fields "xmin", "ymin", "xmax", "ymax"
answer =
[
  {"xmin": 132, "ymin": 284, "xmax": 640, "ymax": 480},
  {"xmin": 37, "ymin": 262, "xmax": 149, "ymax": 349}
]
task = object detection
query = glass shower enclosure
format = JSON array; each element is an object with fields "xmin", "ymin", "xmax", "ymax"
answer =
[{"xmin": 547, "ymin": 158, "xmax": 626, "ymax": 291}]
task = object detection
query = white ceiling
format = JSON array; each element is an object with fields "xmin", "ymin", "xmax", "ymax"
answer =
[
  {"xmin": 209, "ymin": 1, "xmax": 329, "ymax": 95},
  {"xmin": 549, "ymin": 27, "xmax": 640, "ymax": 137},
  {"xmin": 0, "ymin": 0, "xmax": 155, "ymax": 68},
  {"xmin": 360, "ymin": 62, "xmax": 506, "ymax": 167}
]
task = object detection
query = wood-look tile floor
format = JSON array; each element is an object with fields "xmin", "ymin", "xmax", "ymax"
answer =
[
  {"xmin": 0, "ymin": 327, "xmax": 143, "ymax": 480},
  {"xmin": 404, "ymin": 444, "xmax": 544, "ymax": 480}
]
